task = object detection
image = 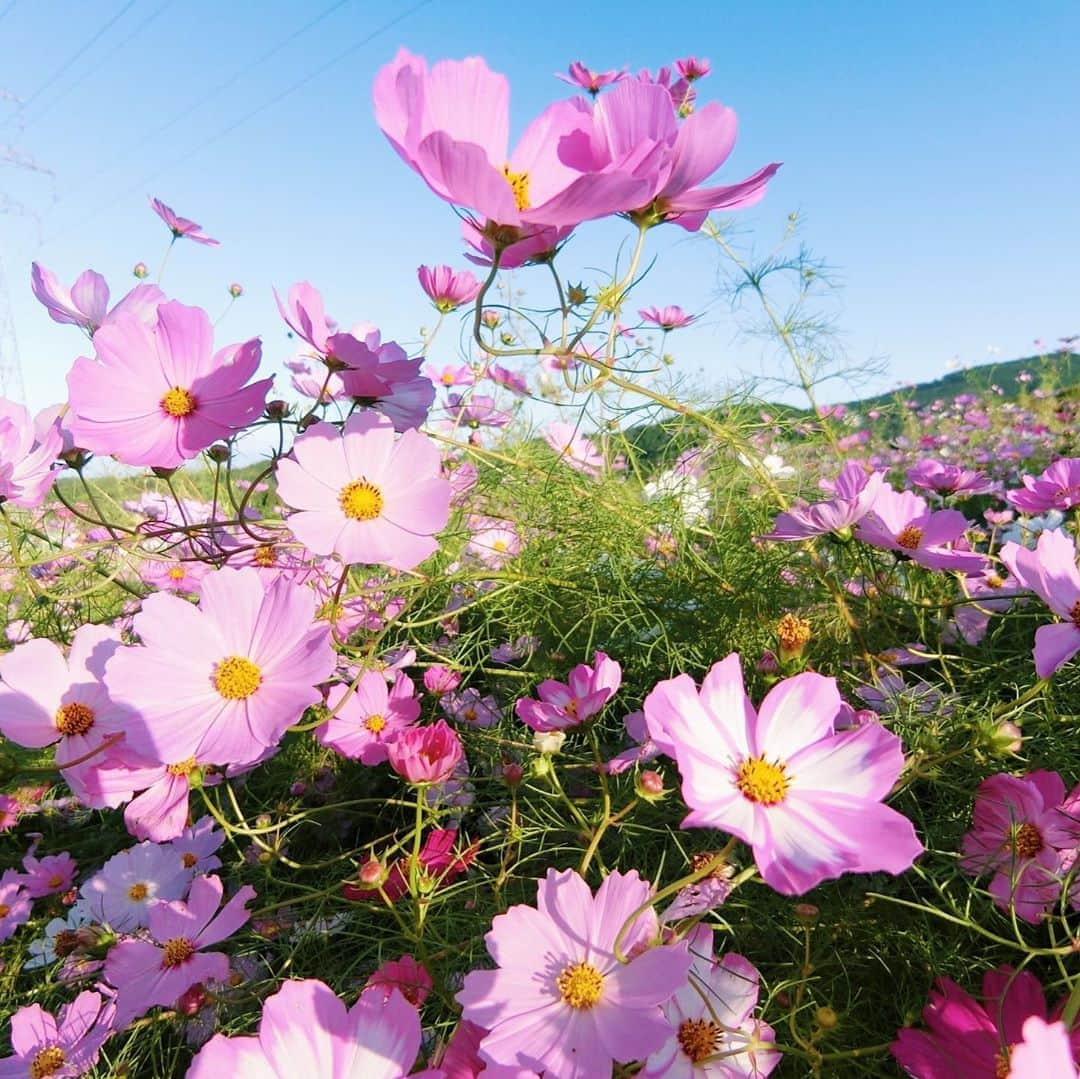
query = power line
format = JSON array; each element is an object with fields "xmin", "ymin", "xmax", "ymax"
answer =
[
  {"xmin": 1, "ymin": 0, "xmax": 138, "ymax": 131},
  {"xmin": 42, "ymin": 0, "xmax": 434, "ymax": 246},
  {"xmin": 72, "ymin": 0, "xmax": 355, "ymax": 190},
  {"xmin": 21, "ymin": 0, "xmax": 175, "ymax": 131}
]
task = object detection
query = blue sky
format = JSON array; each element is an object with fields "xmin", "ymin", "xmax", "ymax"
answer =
[{"xmin": 0, "ymin": 0, "xmax": 1077, "ymax": 413}]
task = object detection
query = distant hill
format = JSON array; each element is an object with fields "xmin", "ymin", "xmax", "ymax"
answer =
[{"xmin": 847, "ymin": 350, "xmax": 1079, "ymax": 412}]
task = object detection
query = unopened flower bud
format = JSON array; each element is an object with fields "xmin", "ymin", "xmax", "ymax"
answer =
[
  {"xmin": 636, "ymin": 769, "xmax": 666, "ymax": 800},
  {"xmin": 265, "ymin": 399, "xmax": 289, "ymax": 420},
  {"xmin": 481, "ymin": 309, "xmax": 500, "ymax": 329},
  {"xmin": 814, "ymin": 1006, "xmax": 839, "ymax": 1030},
  {"xmin": 228, "ymin": 282, "xmax": 243, "ymax": 298},
  {"xmin": 423, "ymin": 665, "xmax": 461, "ymax": 696},
  {"xmin": 207, "ymin": 443, "xmax": 230, "ymax": 463},
  {"xmin": 133, "ymin": 262, "xmax": 149, "ymax": 279},
  {"xmin": 756, "ymin": 649, "xmax": 780, "ymax": 675},
  {"xmin": 501, "ymin": 761, "xmax": 524, "ymax": 787},
  {"xmin": 988, "ymin": 719, "xmax": 1023, "ymax": 756},
  {"xmin": 567, "ymin": 282, "xmax": 588, "ymax": 306},
  {"xmin": 177, "ymin": 982, "xmax": 207, "ymax": 1017},
  {"xmin": 150, "ymin": 465, "xmax": 178, "ymax": 480},
  {"xmin": 794, "ymin": 903, "xmax": 819, "ymax": 925},
  {"xmin": 358, "ymin": 857, "xmax": 386, "ymax": 887}
]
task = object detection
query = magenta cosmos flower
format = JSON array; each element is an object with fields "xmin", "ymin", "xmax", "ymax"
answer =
[
  {"xmin": 104, "ymin": 875, "xmax": 254, "ymax": 1022},
  {"xmin": 20, "ymin": 850, "xmax": 78, "ymax": 898},
  {"xmin": 761, "ymin": 463, "xmax": 884, "ymax": 542},
  {"xmin": 585, "ymin": 77, "xmax": 780, "ymax": 231},
  {"xmin": 276, "ymin": 412, "xmax": 451, "ymax": 571},
  {"xmin": 645, "ymin": 654, "xmax": 922, "ymax": 894},
  {"xmin": 0, "ymin": 624, "xmax": 134, "ymax": 793},
  {"xmin": 0, "ymin": 400, "xmax": 62, "ymax": 509},
  {"xmin": 418, "ymin": 264, "xmax": 482, "ymax": 312},
  {"xmin": 1006, "ymin": 458, "xmax": 1080, "ymax": 514},
  {"xmin": 374, "ymin": 49, "xmax": 653, "ymax": 238},
  {"xmin": 188, "ymin": 978, "xmax": 434, "ymax": 1078},
  {"xmin": 148, "ymin": 196, "xmax": 219, "ymax": 245},
  {"xmin": 891, "ymin": 965, "xmax": 1080, "ymax": 1078},
  {"xmin": 639, "ymin": 305, "xmax": 697, "ymax": 330},
  {"xmin": 66, "ymin": 300, "xmax": 272, "ymax": 469},
  {"xmin": 515, "ymin": 651, "xmax": 622, "ymax": 732},
  {"xmin": 856, "ymin": 485, "xmax": 987, "ymax": 574},
  {"xmin": 457, "ymin": 868, "xmax": 692, "ymax": 1077},
  {"xmin": 0, "ymin": 990, "xmax": 116, "ymax": 1079},
  {"xmin": 959, "ymin": 771, "xmax": 1079, "ymax": 922},
  {"xmin": 105, "ymin": 567, "xmax": 335, "ymax": 768},
  {"xmin": 555, "ymin": 60, "xmax": 625, "ymax": 95},
  {"xmin": 907, "ymin": 458, "xmax": 993, "ymax": 497},
  {"xmin": 31, "ymin": 262, "xmax": 164, "ymax": 336},
  {"xmin": 1001, "ymin": 527, "xmax": 1080, "ymax": 678},
  {"xmin": 543, "ymin": 420, "xmax": 608, "ymax": 477},
  {"xmin": 317, "ymin": 670, "xmax": 420, "ymax": 765},
  {"xmin": 387, "ymin": 719, "xmax": 464, "ymax": 785}
]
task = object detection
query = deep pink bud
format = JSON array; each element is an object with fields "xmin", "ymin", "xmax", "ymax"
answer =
[
  {"xmin": 423, "ymin": 665, "xmax": 462, "ymax": 695},
  {"xmin": 177, "ymin": 982, "xmax": 208, "ymax": 1016},
  {"xmin": 386, "ymin": 720, "xmax": 464, "ymax": 785},
  {"xmin": 638, "ymin": 769, "xmax": 665, "ymax": 796}
]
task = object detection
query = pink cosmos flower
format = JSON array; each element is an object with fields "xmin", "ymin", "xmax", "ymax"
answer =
[
  {"xmin": 856, "ymin": 485, "xmax": 987, "ymax": 574},
  {"xmin": 66, "ymin": 301, "xmax": 272, "ymax": 469},
  {"xmin": 1009, "ymin": 1017, "xmax": 1080, "ymax": 1078},
  {"xmin": 31, "ymin": 262, "xmax": 164, "ymax": 336},
  {"xmin": 543, "ymin": 420, "xmax": 608, "ymax": 477},
  {"xmin": 168, "ymin": 817, "xmax": 225, "ymax": 875},
  {"xmin": 959, "ymin": 771, "xmax": 1079, "ymax": 922},
  {"xmin": 104, "ymin": 875, "xmax": 254, "ymax": 1022},
  {"xmin": 446, "ymin": 393, "xmax": 512, "ymax": 429},
  {"xmin": 316, "ymin": 670, "xmax": 421, "ymax": 765},
  {"xmin": 387, "ymin": 719, "xmax": 464, "ymax": 785},
  {"xmin": 424, "ymin": 665, "xmax": 462, "ymax": 696},
  {"xmin": 639, "ymin": 305, "xmax": 697, "ymax": 330},
  {"xmin": 365, "ymin": 954, "xmax": 433, "ymax": 1008},
  {"xmin": 907, "ymin": 458, "xmax": 994, "ymax": 497},
  {"xmin": 20, "ymin": 850, "xmax": 78, "ymax": 898},
  {"xmin": 463, "ymin": 219, "xmax": 574, "ymax": 268},
  {"xmin": 585, "ymin": 78, "xmax": 781, "ymax": 231},
  {"xmin": 424, "ymin": 363, "xmax": 476, "ymax": 390},
  {"xmin": 457, "ymin": 867, "xmax": 692, "ymax": 1077},
  {"xmin": 0, "ymin": 624, "xmax": 133, "ymax": 793},
  {"xmin": 276, "ymin": 412, "xmax": 452, "ymax": 571},
  {"xmin": 761, "ymin": 463, "xmax": 883, "ymax": 541},
  {"xmin": 1001, "ymin": 528, "xmax": 1080, "ymax": 677},
  {"xmin": 0, "ymin": 400, "xmax": 62, "ymax": 508},
  {"xmin": 891, "ymin": 966, "xmax": 1080, "ymax": 1078},
  {"xmin": 640, "ymin": 926, "xmax": 779, "ymax": 1078},
  {"xmin": 1006, "ymin": 458, "xmax": 1080, "ymax": 514},
  {"xmin": 0, "ymin": 870, "xmax": 32, "ymax": 941},
  {"xmin": 115, "ymin": 757, "xmax": 223, "ymax": 842},
  {"xmin": 555, "ymin": 60, "xmax": 625, "ymax": 95},
  {"xmin": 674, "ymin": 57, "xmax": 712, "ymax": 81},
  {"xmin": 105, "ymin": 567, "xmax": 335, "ymax": 768},
  {"xmin": 489, "ymin": 364, "xmax": 528, "ymax": 395},
  {"xmin": 645, "ymin": 655, "xmax": 922, "ymax": 894},
  {"xmin": 374, "ymin": 49, "xmax": 654, "ymax": 238},
  {"xmin": 275, "ymin": 280, "xmax": 337, "ymax": 354},
  {"xmin": 605, "ymin": 710, "xmax": 662, "ymax": 775},
  {"xmin": 79, "ymin": 840, "xmax": 192, "ymax": 931},
  {"xmin": 418, "ymin": 264, "xmax": 482, "ymax": 312},
  {"xmin": 515, "ymin": 651, "xmax": 622, "ymax": 732},
  {"xmin": 149, "ymin": 197, "xmax": 219, "ymax": 245},
  {"xmin": 0, "ymin": 990, "xmax": 116, "ymax": 1078},
  {"xmin": 466, "ymin": 515, "xmax": 521, "ymax": 567},
  {"xmin": 188, "ymin": 979, "xmax": 433, "ymax": 1078}
]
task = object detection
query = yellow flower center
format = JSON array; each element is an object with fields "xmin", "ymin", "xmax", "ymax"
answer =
[
  {"xmin": 161, "ymin": 936, "xmax": 196, "ymax": 967},
  {"xmin": 503, "ymin": 165, "xmax": 531, "ymax": 211},
  {"xmin": 556, "ymin": 961, "xmax": 604, "ymax": 1009},
  {"xmin": 182, "ymin": 852, "xmax": 198, "ymax": 869},
  {"xmin": 492, "ymin": 539, "xmax": 508, "ymax": 552},
  {"xmin": 1012, "ymin": 822, "xmax": 1044, "ymax": 859},
  {"xmin": 213, "ymin": 656, "xmax": 262, "ymax": 700},
  {"xmin": 995, "ymin": 1049, "xmax": 1012, "ymax": 1079},
  {"xmin": 678, "ymin": 1017, "xmax": 722, "ymax": 1064},
  {"xmin": 986, "ymin": 573, "xmax": 1005, "ymax": 589},
  {"xmin": 167, "ymin": 566, "xmax": 186, "ymax": 580},
  {"xmin": 160, "ymin": 386, "xmax": 196, "ymax": 418},
  {"xmin": 364, "ymin": 714, "xmax": 387, "ymax": 734},
  {"xmin": 1072, "ymin": 600, "xmax": 1080, "ymax": 629},
  {"xmin": 30, "ymin": 1047, "xmax": 67, "ymax": 1079},
  {"xmin": 736, "ymin": 756, "xmax": 790, "ymax": 805},
  {"xmin": 55, "ymin": 701, "xmax": 95, "ymax": 736},
  {"xmin": 895, "ymin": 525, "xmax": 923, "ymax": 550},
  {"xmin": 47, "ymin": 874, "xmax": 64, "ymax": 888},
  {"xmin": 441, "ymin": 372, "xmax": 456, "ymax": 385},
  {"xmin": 127, "ymin": 882, "xmax": 149, "ymax": 901},
  {"xmin": 254, "ymin": 544, "xmax": 277, "ymax": 567},
  {"xmin": 777, "ymin": 612, "xmax": 812, "ymax": 653},
  {"xmin": 339, "ymin": 479, "xmax": 384, "ymax": 521},
  {"xmin": 167, "ymin": 758, "xmax": 197, "ymax": 777},
  {"xmin": 0, "ymin": 903, "xmax": 9, "ymax": 918},
  {"xmin": 54, "ymin": 930, "xmax": 80, "ymax": 957}
]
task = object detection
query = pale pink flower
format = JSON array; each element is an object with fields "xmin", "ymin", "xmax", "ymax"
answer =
[
  {"xmin": 317, "ymin": 670, "xmax": 420, "ymax": 765},
  {"xmin": 0, "ymin": 870, "xmax": 32, "ymax": 941},
  {"xmin": 457, "ymin": 867, "xmax": 692, "ymax": 1076},
  {"xmin": 20, "ymin": 850, "xmax": 78, "ymax": 898},
  {"xmin": 543, "ymin": 420, "xmax": 607, "ymax": 477},
  {"xmin": 418, "ymin": 264, "xmax": 482, "ymax": 312},
  {"xmin": 0, "ymin": 990, "xmax": 115, "ymax": 1078},
  {"xmin": 645, "ymin": 655, "xmax": 922, "ymax": 894},
  {"xmin": 0, "ymin": 399, "xmax": 62, "ymax": 508},
  {"xmin": 104, "ymin": 875, "xmax": 254, "ymax": 1021},
  {"xmin": 105, "ymin": 567, "xmax": 335, "ymax": 768},
  {"xmin": 276, "ymin": 412, "xmax": 451, "ymax": 571},
  {"xmin": 31, "ymin": 261, "xmax": 163, "ymax": 335},
  {"xmin": 79, "ymin": 840, "xmax": 191, "ymax": 931},
  {"xmin": 66, "ymin": 300, "xmax": 272, "ymax": 469},
  {"xmin": 188, "ymin": 979, "xmax": 431, "ymax": 1078},
  {"xmin": 639, "ymin": 305, "xmax": 697, "ymax": 330},
  {"xmin": 149, "ymin": 197, "xmax": 219, "ymax": 245}
]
